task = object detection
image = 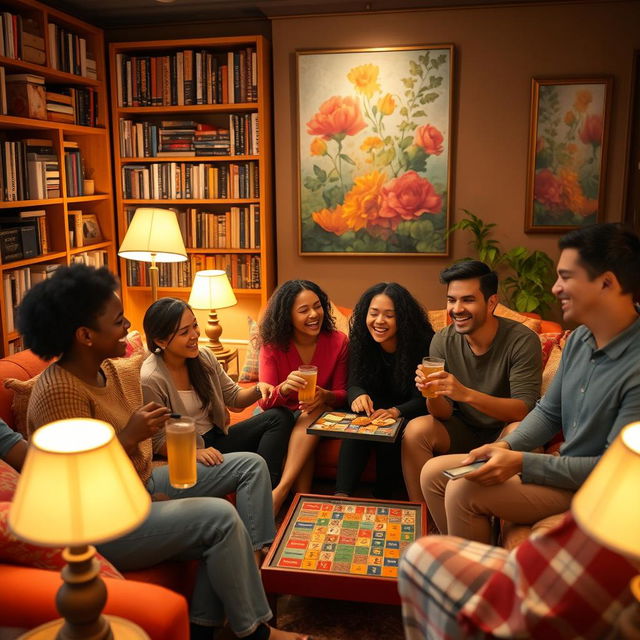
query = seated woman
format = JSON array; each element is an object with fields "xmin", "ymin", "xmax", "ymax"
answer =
[
  {"xmin": 258, "ymin": 280, "xmax": 348, "ymax": 515},
  {"xmin": 141, "ymin": 297, "xmax": 294, "ymax": 487},
  {"xmin": 19, "ymin": 264, "xmax": 307, "ymax": 640},
  {"xmin": 335, "ymin": 283, "xmax": 434, "ymax": 499}
]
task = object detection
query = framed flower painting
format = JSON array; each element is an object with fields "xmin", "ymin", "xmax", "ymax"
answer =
[
  {"xmin": 296, "ymin": 45, "xmax": 454, "ymax": 256},
  {"xmin": 525, "ymin": 77, "xmax": 611, "ymax": 233}
]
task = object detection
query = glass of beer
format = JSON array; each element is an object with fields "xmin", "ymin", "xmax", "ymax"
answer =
[
  {"xmin": 165, "ymin": 414, "xmax": 197, "ymax": 489},
  {"xmin": 297, "ymin": 365, "xmax": 318, "ymax": 403},
  {"xmin": 420, "ymin": 357, "xmax": 445, "ymax": 399}
]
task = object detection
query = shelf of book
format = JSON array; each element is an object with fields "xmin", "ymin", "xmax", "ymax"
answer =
[{"xmin": 0, "ymin": 0, "xmax": 114, "ymax": 356}]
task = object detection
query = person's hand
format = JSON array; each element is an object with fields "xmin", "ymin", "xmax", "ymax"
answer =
[
  {"xmin": 280, "ymin": 370, "xmax": 308, "ymax": 395},
  {"xmin": 460, "ymin": 442, "xmax": 522, "ymax": 485},
  {"xmin": 370, "ymin": 407, "xmax": 400, "ymax": 420},
  {"xmin": 256, "ymin": 381, "xmax": 274, "ymax": 400},
  {"xmin": 196, "ymin": 447, "xmax": 224, "ymax": 466},
  {"xmin": 123, "ymin": 402, "xmax": 171, "ymax": 444},
  {"xmin": 351, "ymin": 394, "xmax": 374, "ymax": 416},
  {"xmin": 299, "ymin": 386, "xmax": 328, "ymax": 415},
  {"xmin": 151, "ymin": 492, "xmax": 170, "ymax": 502},
  {"xmin": 420, "ymin": 370, "xmax": 471, "ymax": 402}
]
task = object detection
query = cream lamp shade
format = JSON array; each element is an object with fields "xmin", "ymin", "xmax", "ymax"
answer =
[
  {"xmin": 9, "ymin": 419, "xmax": 151, "ymax": 547},
  {"xmin": 188, "ymin": 269, "xmax": 237, "ymax": 310},
  {"xmin": 572, "ymin": 421, "xmax": 640, "ymax": 560},
  {"xmin": 118, "ymin": 207, "xmax": 187, "ymax": 263}
]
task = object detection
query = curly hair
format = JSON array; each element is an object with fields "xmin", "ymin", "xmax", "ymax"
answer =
[
  {"xmin": 348, "ymin": 282, "xmax": 434, "ymax": 398},
  {"xmin": 143, "ymin": 297, "xmax": 217, "ymax": 417},
  {"xmin": 259, "ymin": 280, "xmax": 335, "ymax": 350},
  {"xmin": 17, "ymin": 264, "xmax": 119, "ymax": 360}
]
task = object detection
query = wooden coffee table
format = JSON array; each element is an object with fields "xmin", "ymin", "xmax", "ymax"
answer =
[{"xmin": 261, "ymin": 494, "xmax": 426, "ymax": 607}]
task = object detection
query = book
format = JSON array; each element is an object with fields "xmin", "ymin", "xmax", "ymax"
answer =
[
  {"xmin": 68, "ymin": 210, "xmax": 83, "ymax": 247},
  {"xmin": 0, "ymin": 227, "xmax": 23, "ymax": 263}
]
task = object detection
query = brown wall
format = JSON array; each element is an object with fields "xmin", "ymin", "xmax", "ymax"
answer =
[{"xmin": 272, "ymin": 1, "xmax": 639, "ymax": 313}]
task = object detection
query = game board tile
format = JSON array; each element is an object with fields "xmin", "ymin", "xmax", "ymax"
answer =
[
  {"xmin": 350, "ymin": 564, "xmax": 367, "ymax": 575},
  {"xmin": 384, "ymin": 548, "xmax": 400, "ymax": 558},
  {"xmin": 401, "ymin": 524, "xmax": 415, "ymax": 533},
  {"xmin": 278, "ymin": 558, "xmax": 302, "ymax": 568},
  {"xmin": 353, "ymin": 554, "xmax": 368, "ymax": 565},
  {"xmin": 385, "ymin": 540, "xmax": 400, "ymax": 548},
  {"xmin": 355, "ymin": 545, "xmax": 370, "ymax": 555},
  {"xmin": 317, "ymin": 561, "xmax": 333, "ymax": 571},
  {"xmin": 301, "ymin": 502, "xmax": 322, "ymax": 510},
  {"xmin": 383, "ymin": 557, "xmax": 399, "ymax": 566},
  {"xmin": 332, "ymin": 561, "xmax": 351, "ymax": 572},
  {"xmin": 286, "ymin": 539, "xmax": 309, "ymax": 549},
  {"xmin": 382, "ymin": 566, "xmax": 397, "ymax": 577},
  {"xmin": 367, "ymin": 566, "xmax": 382, "ymax": 575},
  {"xmin": 294, "ymin": 522, "xmax": 315, "ymax": 530},
  {"xmin": 302, "ymin": 559, "xmax": 318, "ymax": 570}
]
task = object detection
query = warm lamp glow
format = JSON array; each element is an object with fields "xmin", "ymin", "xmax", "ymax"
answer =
[
  {"xmin": 10, "ymin": 419, "xmax": 151, "ymax": 547},
  {"xmin": 572, "ymin": 422, "xmax": 640, "ymax": 561},
  {"xmin": 188, "ymin": 269, "xmax": 237, "ymax": 310}
]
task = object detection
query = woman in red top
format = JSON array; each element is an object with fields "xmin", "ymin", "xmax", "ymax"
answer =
[{"xmin": 259, "ymin": 280, "xmax": 348, "ymax": 514}]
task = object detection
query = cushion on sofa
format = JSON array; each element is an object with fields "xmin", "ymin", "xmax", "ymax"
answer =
[
  {"xmin": 4, "ymin": 376, "xmax": 39, "ymax": 438},
  {"xmin": 0, "ymin": 459, "xmax": 18, "ymax": 501}
]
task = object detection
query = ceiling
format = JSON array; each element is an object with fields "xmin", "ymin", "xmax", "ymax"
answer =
[{"xmin": 42, "ymin": 0, "xmax": 603, "ymax": 28}]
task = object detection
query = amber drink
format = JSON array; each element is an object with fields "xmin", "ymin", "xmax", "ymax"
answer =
[
  {"xmin": 298, "ymin": 365, "xmax": 318, "ymax": 403},
  {"xmin": 166, "ymin": 415, "xmax": 197, "ymax": 489},
  {"xmin": 420, "ymin": 357, "xmax": 445, "ymax": 399}
]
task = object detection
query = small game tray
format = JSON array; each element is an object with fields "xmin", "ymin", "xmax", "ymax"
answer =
[{"xmin": 306, "ymin": 411, "xmax": 404, "ymax": 443}]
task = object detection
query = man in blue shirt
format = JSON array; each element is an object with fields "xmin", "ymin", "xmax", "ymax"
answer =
[
  {"xmin": 0, "ymin": 419, "xmax": 27, "ymax": 471},
  {"xmin": 421, "ymin": 223, "xmax": 640, "ymax": 543}
]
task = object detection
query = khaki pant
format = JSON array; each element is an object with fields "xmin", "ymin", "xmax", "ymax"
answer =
[{"xmin": 420, "ymin": 453, "xmax": 575, "ymax": 543}]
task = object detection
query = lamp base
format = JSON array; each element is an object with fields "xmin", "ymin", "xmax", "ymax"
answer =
[{"xmin": 19, "ymin": 615, "xmax": 149, "ymax": 640}]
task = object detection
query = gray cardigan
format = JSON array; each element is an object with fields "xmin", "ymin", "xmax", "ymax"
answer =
[{"xmin": 141, "ymin": 348, "xmax": 242, "ymax": 452}]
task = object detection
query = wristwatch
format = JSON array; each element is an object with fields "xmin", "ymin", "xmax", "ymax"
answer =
[{"xmin": 255, "ymin": 384, "xmax": 261, "ymax": 397}]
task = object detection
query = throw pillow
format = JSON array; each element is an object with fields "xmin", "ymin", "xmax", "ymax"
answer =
[
  {"xmin": 330, "ymin": 302, "xmax": 351, "ymax": 336},
  {"xmin": 427, "ymin": 309, "xmax": 448, "ymax": 332},
  {"xmin": 4, "ymin": 376, "xmax": 39, "ymax": 439},
  {"xmin": 495, "ymin": 304, "xmax": 542, "ymax": 333},
  {"xmin": 238, "ymin": 316, "xmax": 260, "ymax": 383},
  {"xmin": 538, "ymin": 332, "xmax": 562, "ymax": 368},
  {"xmin": 0, "ymin": 459, "xmax": 18, "ymax": 501},
  {"xmin": 541, "ymin": 343, "xmax": 562, "ymax": 396},
  {"xmin": 0, "ymin": 501, "xmax": 124, "ymax": 579}
]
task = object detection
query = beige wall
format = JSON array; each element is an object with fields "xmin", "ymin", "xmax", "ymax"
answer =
[{"xmin": 271, "ymin": 2, "xmax": 639, "ymax": 313}]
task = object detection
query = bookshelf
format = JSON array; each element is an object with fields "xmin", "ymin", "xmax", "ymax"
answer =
[
  {"xmin": 109, "ymin": 36, "xmax": 274, "ymax": 336},
  {"xmin": 0, "ymin": 0, "xmax": 114, "ymax": 356}
]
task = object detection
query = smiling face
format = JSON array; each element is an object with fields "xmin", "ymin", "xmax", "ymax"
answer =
[
  {"xmin": 366, "ymin": 293, "xmax": 398, "ymax": 353},
  {"xmin": 291, "ymin": 288, "xmax": 324, "ymax": 340},
  {"xmin": 155, "ymin": 308, "xmax": 200, "ymax": 360},
  {"xmin": 446, "ymin": 278, "xmax": 496, "ymax": 336},
  {"xmin": 88, "ymin": 293, "xmax": 131, "ymax": 359}
]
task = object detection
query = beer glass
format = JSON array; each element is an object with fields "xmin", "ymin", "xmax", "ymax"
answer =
[
  {"xmin": 419, "ymin": 357, "xmax": 445, "ymax": 399},
  {"xmin": 297, "ymin": 364, "xmax": 318, "ymax": 403},
  {"xmin": 166, "ymin": 414, "xmax": 197, "ymax": 489}
]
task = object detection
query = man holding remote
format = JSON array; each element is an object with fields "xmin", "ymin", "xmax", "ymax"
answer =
[
  {"xmin": 401, "ymin": 260, "xmax": 542, "ymax": 501},
  {"xmin": 421, "ymin": 223, "xmax": 640, "ymax": 543}
]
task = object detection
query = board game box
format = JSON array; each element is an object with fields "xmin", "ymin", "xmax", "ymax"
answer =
[
  {"xmin": 262, "ymin": 494, "xmax": 426, "ymax": 605},
  {"xmin": 306, "ymin": 411, "xmax": 404, "ymax": 443}
]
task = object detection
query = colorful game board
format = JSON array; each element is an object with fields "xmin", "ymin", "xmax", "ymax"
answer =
[
  {"xmin": 306, "ymin": 411, "xmax": 404, "ymax": 443},
  {"xmin": 262, "ymin": 494, "xmax": 426, "ymax": 606}
]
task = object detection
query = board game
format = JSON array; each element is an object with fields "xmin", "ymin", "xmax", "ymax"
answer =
[
  {"xmin": 306, "ymin": 411, "xmax": 404, "ymax": 443},
  {"xmin": 262, "ymin": 494, "xmax": 426, "ymax": 606}
]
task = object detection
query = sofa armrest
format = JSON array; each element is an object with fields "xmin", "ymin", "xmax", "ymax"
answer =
[{"xmin": 0, "ymin": 564, "xmax": 190, "ymax": 640}]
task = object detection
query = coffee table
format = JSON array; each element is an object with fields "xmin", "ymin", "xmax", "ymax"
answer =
[{"xmin": 261, "ymin": 494, "xmax": 426, "ymax": 607}]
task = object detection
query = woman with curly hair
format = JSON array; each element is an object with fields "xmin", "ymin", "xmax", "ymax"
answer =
[
  {"xmin": 259, "ymin": 280, "xmax": 348, "ymax": 514},
  {"xmin": 18, "ymin": 264, "xmax": 308, "ymax": 640},
  {"xmin": 335, "ymin": 282, "xmax": 434, "ymax": 498}
]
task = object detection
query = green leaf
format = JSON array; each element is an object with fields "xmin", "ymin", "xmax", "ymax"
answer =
[
  {"xmin": 322, "ymin": 185, "xmax": 344, "ymax": 209},
  {"xmin": 303, "ymin": 176, "xmax": 322, "ymax": 191},
  {"xmin": 421, "ymin": 92, "xmax": 440, "ymax": 104},
  {"xmin": 399, "ymin": 136, "xmax": 413, "ymax": 150},
  {"xmin": 412, "ymin": 110, "xmax": 426, "ymax": 118},
  {"xmin": 339, "ymin": 154, "xmax": 356, "ymax": 166},
  {"xmin": 312, "ymin": 164, "xmax": 327, "ymax": 182}
]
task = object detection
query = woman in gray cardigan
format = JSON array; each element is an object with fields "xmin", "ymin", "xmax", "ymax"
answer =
[{"xmin": 141, "ymin": 297, "xmax": 294, "ymax": 488}]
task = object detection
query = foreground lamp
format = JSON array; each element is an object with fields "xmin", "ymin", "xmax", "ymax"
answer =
[
  {"xmin": 188, "ymin": 269, "xmax": 237, "ymax": 353},
  {"xmin": 572, "ymin": 422, "xmax": 640, "ymax": 639},
  {"xmin": 118, "ymin": 207, "xmax": 187, "ymax": 301},
  {"xmin": 10, "ymin": 419, "xmax": 151, "ymax": 639}
]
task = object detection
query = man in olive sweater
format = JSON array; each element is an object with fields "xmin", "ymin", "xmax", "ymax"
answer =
[{"xmin": 401, "ymin": 260, "xmax": 542, "ymax": 501}]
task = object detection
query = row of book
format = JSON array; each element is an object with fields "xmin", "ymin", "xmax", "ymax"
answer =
[
  {"xmin": 121, "ymin": 161, "xmax": 259, "ymax": 200},
  {"xmin": 181, "ymin": 205, "xmax": 261, "ymax": 250},
  {"xmin": 0, "ymin": 13, "xmax": 44, "ymax": 64},
  {"xmin": 0, "ymin": 208, "xmax": 49, "ymax": 264},
  {"xmin": 115, "ymin": 47, "xmax": 257, "ymax": 107},
  {"xmin": 70, "ymin": 249, "xmax": 107, "ymax": 267},
  {"xmin": 119, "ymin": 113, "xmax": 259, "ymax": 158},
  {"xmin": 64, "ymin": 141, "xmax": 86, "ymax": 197},
  {"xmin": 0, "ymin": 138, "xmax": 60, "ymax": 202},
  {"xmin": 47, "ymin": 23, "xmax": 97, "ymax": 79},
  {"xmin": 46, "ymin": 86, "xmax": 99, "ymax": 127}
]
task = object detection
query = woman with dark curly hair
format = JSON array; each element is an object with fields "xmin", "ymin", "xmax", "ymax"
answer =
[
  {"xmin": 18, "ymin": 264, "xmax": 308, "ymax": 640},
  {"xmin": 259, "ymin": 280, "xmax": 348, "ymax": 514},
  {"xmin": 335, "ymin": 282, "xmax": 434, "ymax": 498}
]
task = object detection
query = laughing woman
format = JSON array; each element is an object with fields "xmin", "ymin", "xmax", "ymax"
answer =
[
  {"xmin": 259, "ymin": 280, "xmax": 348, "ymax": 515},
  {"xmin": 335, "ymin": 283, "xmax": 434, "ymax": 498}
]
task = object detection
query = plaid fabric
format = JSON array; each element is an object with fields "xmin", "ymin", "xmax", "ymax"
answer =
[{"xmin": 399, "ymin": 512, "xmax": 637, "ymax": 640}]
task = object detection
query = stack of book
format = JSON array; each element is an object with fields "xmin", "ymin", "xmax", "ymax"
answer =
[
  {"xmin": 157, "ymin": 120, "xmax": 197, "ymax": 156},
  {"xmin": 194, "ymin": 125, "xmax": 230, "ymax": 156},
  {"xmin": 46, "ymin": 88, "xmax": 75, "ymax": 123},
  {"xmin": 45, "ymin": 86, "xmax": 98, "ymax": 127},
  {"xmin": 26, "ymin": 138, "xmax": 60, "ymax": 200},
  {"xmin": 63, "ymin": 141, "xmax": 84, "ymax": 197},
  {"xmin": 0, "ymin": 209, "xmax": 48, "ymax": 264},
  {"xmin": 20, "ymin": 18, "xmax": 45, "ymax": 65}
]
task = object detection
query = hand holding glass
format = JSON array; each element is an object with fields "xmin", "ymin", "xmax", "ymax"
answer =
[
  {"xmin": 297, "ymin": 365, "xmax": 318, "ymax": 403},
  {"xmin": 419, "ymin": 357, "xmax": 445, "ymax": 399},
  {"xmin": 166, "ymin": 415, "xmax": 197, "ymax": 489}
]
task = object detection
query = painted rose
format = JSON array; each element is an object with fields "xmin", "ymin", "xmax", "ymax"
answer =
[
  {"xmin": 559, "ymin": 169, "xmax": 598, "ymax": 217},
  {"xmin": 310, "ymin": 137, "xmax": 327, "ymax": 156},
  {"xmin": 360, "ymin": 136, "xmax": 384, "ymax": 153},
  {"xmin": 573, "ymin": 90, "xmax": 593, "ymax": 113},
  {"xmin": 377, "ymin": 93, "xmax": 396, "ymax": 116},
  {"xmin": 413, "ymin": 124, "xmax": 444, "ymax": 156},
  {"xmin": 534, "ymin": 169, "xmax": 563, "ymax": 210},
  {"xmin": 377, "ymin": 171, "xmax": 442, "ymax": 229},
  {"xmin": 564, "ymin": 111, "xmax": 576, "ymax": 126},
  {"xmin": 347, "ymin": 64, "xmax": 380, "ymax": 99},
  {"xmin": 312, "ymin": 206, "xmax": 350, "ymax": 236},
  {"xmin": 341, "ymin": 171, "xmax": 386, "ymax": 231},
  {"xmin": 579, "ymin": 114, "xmax": 603, "ymax": 146},
  {"xmin": 306, "ymin": 96, "xmax": 367, "ymax": 140}
]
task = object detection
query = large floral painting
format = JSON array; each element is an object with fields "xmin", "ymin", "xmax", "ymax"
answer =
[
  {"xmin": 297, "ymin": 46, "xmax": 453, "ymax": 256},
  {"xmin": 525, "ymin": 78, "xmax": 611, "ymax": 233}
]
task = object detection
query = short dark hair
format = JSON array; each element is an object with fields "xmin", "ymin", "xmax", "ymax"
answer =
[
  {"xmin": 260, "ymin": 280, "xmax": 335, "ymax": 350},
  {"xmin": 559, "ymin": 224, "xmax": 640, "ymax": 299},
  {"xmin": 440, "ymin": 260, "xmax": 498, "ymax": 300},
  {"xmin": 17, "ymin": 264, "xmax": 119, "ymax": 360}
]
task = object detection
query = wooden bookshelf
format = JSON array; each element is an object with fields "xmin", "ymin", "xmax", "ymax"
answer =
[
  {"xmin": 109, "ymin": 36, "xmax": 274, "ymax": 335},
  {"xmin": 0, "ymin": 0, "xmax": 114, "ymax": 356}
]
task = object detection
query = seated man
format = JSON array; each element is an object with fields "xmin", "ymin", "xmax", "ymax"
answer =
[
  {"xmin": 421, "ymin": 223, "xmax": 640, "ymax": 543},
  {"xmin": 402, "ymin": 260, "xmax": 542, "ymax": 501}
]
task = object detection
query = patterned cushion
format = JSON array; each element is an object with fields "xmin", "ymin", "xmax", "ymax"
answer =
[
  {"xmin": 238, "ymin": 316, "xmax": 260, "ymax": 382},
  {"xmin": 539, "ymin": 332, "xmax": 562, "ymax": 368},
  {"xmin": 541, "ymin": 344, "xmax": 563, "ymax": 396},
  {"xmin": 4, "ymin": 376, "xmax": 39, "ymax": 439},
  {"xmin": 495, "ymin": 303, "xmax": 541, "ymax": 333},
  {"xmin": 330, "ymin": 302, "xmax": 350, "ymax": 336},
  {"xmin": 427, "ymin": 309, "xmax": 448, "ymax": 332},
  {"xmin": 0, "ymin": 459, "xmax": 19, "ymax": 501}
]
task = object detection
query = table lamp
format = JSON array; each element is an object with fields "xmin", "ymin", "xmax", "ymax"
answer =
[
  {"xmin": 572, "ymin": 421, "xmax": 640, "ymax": 639},
  {"xmin": 188, "ymin": 269, "xmax": 237, "ymax": 353},
  {"xmin": 118, "ymin": 207, "xmax": 188, "ymax": 301},
  {"xmin": 9, "ymin": 419, "xmax": 152, "ymax": 640}
]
